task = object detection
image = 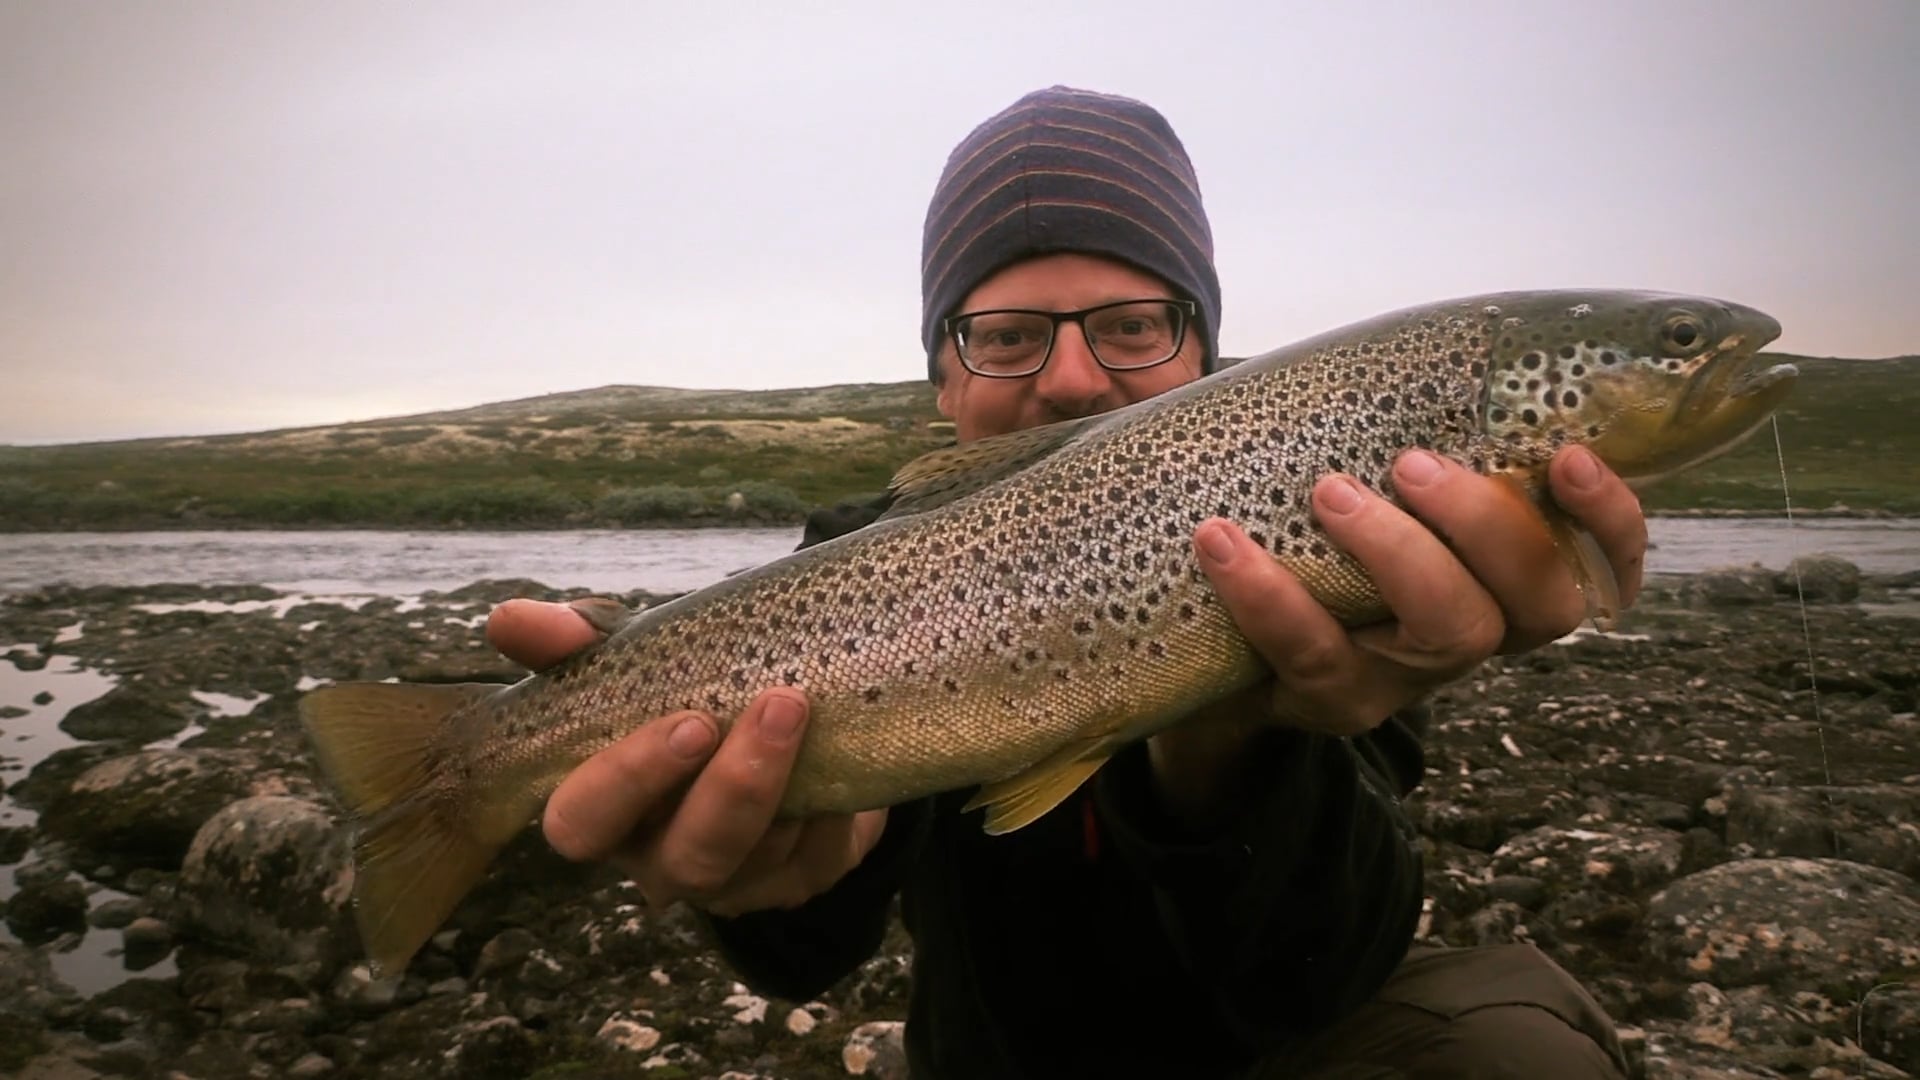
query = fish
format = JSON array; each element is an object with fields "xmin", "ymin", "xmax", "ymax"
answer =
[{"xmin": 301, "ymin": 289, "xmax": 1795, "ymax": 975}]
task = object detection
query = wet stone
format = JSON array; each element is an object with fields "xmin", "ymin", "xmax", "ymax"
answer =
[
  {"xmin": 89, "ymin": 896, "xmax": 143, "ymax": 929},
  {"xmin": 42, "ymin": 748, "xmax": 262, "ymax": 871},
  {"xmin": 4, "ymin": 873, "xmax": 87, "ymax": 944},
  {"xmin": 57, "ymin": 681, "xmax": 198, "ymax": 742}
]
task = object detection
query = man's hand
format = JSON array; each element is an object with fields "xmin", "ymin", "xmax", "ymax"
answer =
[
  {"xmin": 486, "ymin": 600, "xmax": 887, "ymax": 917},
  {"xmin": 1193, "ymin": 444, "xmax": 1647, "ymax": 737}
]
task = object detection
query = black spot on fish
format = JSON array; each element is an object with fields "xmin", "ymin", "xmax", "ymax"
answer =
[
  {"xmin": 943, "ymin": 678, "xmax": 959, "ymax": 694},
  {"xmin": 1178, "ymin": 602, "xmax": 1197, "ymax": 621},
  {"xmin": 1376, "ymin": 394, "xmax": 1395, "ymax": 411},
  {"xmin": 1559, "ymin": 345, "xmax": 1576, "ymax": 359},
  {"xmin": 1522, "ymin": 352, "xmax": 1542, "ymax": 369},
  {"xmin": 1522, "ymin": 408, "xmax": 1539, "ymax": 424},
  {"xmin": 1490, "ymin": 407, "xmax": 1508, "ymax": 422},
  {"xmin": 1600, "ymin": 350, "xmax": 1617, "ymax": 365},
  {"xmin": 1562, "ymin": 390, "xmax": 1579, "ymax": 408},
  {"xmin": 863, "ymin": 687, "xmax": 882, "ymax": 704},
  {"xmin": 1570, "ymin": 364, "xmax": 1586, "ymax": 377}
]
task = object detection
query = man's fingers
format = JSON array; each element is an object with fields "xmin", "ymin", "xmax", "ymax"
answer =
[
  {"xmin": 649, "ymin": 690, "xmax": 810, "ymax": 900},
  {"xmin": 1310, "ymin": 465, "xmax": 1508, "ymax": 671},
  {"xmin": 1193, "ymin": 518, "xmax": 1355, "ymax": 688},
  {"xmin": 1548, "ymin": 445, "xmax": 1649, "ymax": 608},
  {"xmin": 542, "ymin": 710, "xmax": 719, "ymax": 863},
  {"xmin": 1387, "ymin": 451, "xmax": 1585, "ymax": 653},
  {"xmin": 486, "ymin": 598, "xmax": 603, "ymax": 671}
]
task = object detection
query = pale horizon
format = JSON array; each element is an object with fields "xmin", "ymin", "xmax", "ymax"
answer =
[{"xmin": 4, "ymin": 1, "xmax": 1917, "ymax": 446}]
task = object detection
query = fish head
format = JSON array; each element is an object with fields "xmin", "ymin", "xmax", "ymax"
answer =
[{"xmin": 1477, "ymin": 291, "xmax": 1796, "ymax": 486}]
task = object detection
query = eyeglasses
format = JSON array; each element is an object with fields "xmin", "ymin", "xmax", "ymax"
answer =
[{"xmin": 944, "ymin": 298, "xmax": 1196, "ymax": 379}]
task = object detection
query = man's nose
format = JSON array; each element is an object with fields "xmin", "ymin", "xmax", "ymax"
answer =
[{"xmin": 1033, "ymin": 324, "xmax": 1111, "ymax": 411}]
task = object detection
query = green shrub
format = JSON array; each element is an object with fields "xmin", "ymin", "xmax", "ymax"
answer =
[{"xmin": 596, "ymin": 484, "xmax": 708, "ymax": 524}]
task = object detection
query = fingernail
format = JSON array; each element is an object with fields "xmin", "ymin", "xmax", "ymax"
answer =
[
  {"xmin": 1319, "ymin": 477, "xmax": 1366, "ymax": 515},
  {"xmin": 1396, "ymin": 450, "xmax": 1445, "ymax": 488},
  {"xmin": 1565, "ymin": 447, "xmax": 1602, "ymax": 490},
  {"xmin": 667, "ymin": 715, "xmax": 716, "ymax": 759},
  {"xmin": 1195, "ymin": 521, "xmax": 1235, "ymax": 566},
  {"xmin": 759, "ymin": 694, "xmax": 806, "ymax": 743}
]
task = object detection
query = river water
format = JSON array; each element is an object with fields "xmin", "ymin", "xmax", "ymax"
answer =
[{"xmin": 4, "ymin": 518, "xmax": 1917, "ymax": 598}]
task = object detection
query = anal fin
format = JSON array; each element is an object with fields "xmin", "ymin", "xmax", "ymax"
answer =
[{"xmin": 962, "ymin": 741, "xmax": 1113, "ymax": 836}]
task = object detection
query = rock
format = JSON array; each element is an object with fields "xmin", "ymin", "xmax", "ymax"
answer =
[
  {"xmin": 1491, "ymin": 824, "xmax": 1685, "ymax": 895},
  {"xmin": 330, "ymin": 964, "xmax": 399, "ymax": 1016},
  {"xmin": 88, "ymin": 896, "xmax": 143, "ymax": 929},
  {"xmin": 4, "ymin": 873, "xmax": 88, "ymax": 944},
  {"xmin": 0, "ymin": 824, "xmax": 30, "ymax": 864},
  {"xmin": 597, "ymin": 1011, "xmax": 663, "ymax": 1053},
  {"xmin": 1484, "ymin": 874, "xmax": 1548, "ymax": 910},
  {"xmin": 0, "ymin": 940, "xmax": 80, "ymax": 1027},
  {"xmin": 1858, "ymin": 981, "xmax": 1920, "ymax": 1074},
  {"xmin": 57, "ymin": 681, "xmax": 197, "ymax": 742},
  {"xmin": 123, "ymin": 915, "xmax": 173, "ymax": 950},
  {"xmin": 842, "ymin": 1020, "xmax": 907, "ymax": 1078},
  {"xmin": 1782, "ymin": 554, "xmax": 1862, "ymax": 604},
  {"xmin": 1681, "ymin": 566, "xmax": 1779, "ymax": 609},
  {"xmin": 287, "ymin": 1052, "xmax": 336, "ymax": 1077},
  {"xmin": 1718, "ymin": 778, "xmax": 1920, "ymax": 880},
  {"xmin": 176, "ymin": 795, "xmax": 354, "ymax": 969},
  {"xmin": 42, "ymin": 748, "xmax": 261, "ymax": 871},
  {"xmin": 1646, "ymin": 858, "xmax": 1920, "ymax": 997}
]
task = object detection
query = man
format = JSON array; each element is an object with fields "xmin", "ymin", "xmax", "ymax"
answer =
[{"xmin": 488, "ymin": 86, "xmax": 1638, "ymax": 1077}]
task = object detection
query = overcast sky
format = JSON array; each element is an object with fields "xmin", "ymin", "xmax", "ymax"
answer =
[{"xmin": 3, "ymin": 1, "xmax": 1916, "ymax": 444}]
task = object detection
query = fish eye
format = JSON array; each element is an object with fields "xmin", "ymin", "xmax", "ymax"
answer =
[{"xmin": 1661, "ymin": 314, "xmax": 1707, "ymax": 355}]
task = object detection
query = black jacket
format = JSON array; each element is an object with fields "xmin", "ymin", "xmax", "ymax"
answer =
[{"xmin": 709, "ymin": 494, "xmax": 1426, "ymax": 1078}]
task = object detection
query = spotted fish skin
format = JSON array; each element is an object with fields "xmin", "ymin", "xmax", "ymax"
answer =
[{"xmin": 301, "ymin": 289, "xmax": 1793, "ymax": 975}]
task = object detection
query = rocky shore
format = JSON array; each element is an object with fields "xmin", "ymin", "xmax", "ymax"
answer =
[{"xmin": 2, "ymin": 559, "xmax": 1917, "ymax": 1079}]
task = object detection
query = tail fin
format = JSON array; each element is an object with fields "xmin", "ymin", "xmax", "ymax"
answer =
[{"xmin": 300, "ymin": 681, "xmax": 508, "ymax": 977}]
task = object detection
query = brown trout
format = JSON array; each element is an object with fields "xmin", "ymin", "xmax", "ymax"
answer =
[{"xmin": 302, "ymin": 289, "xmax": 1794, "ymax": 974}]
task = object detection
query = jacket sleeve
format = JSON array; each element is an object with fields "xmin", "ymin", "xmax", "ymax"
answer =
[
  {"xmin": 1092, "ymin": 706, "xmax": 1427, "ymax": 1047},
  {"xmin": 704, "ymin": 796, "xmax": 933, "ymax": 1001}
]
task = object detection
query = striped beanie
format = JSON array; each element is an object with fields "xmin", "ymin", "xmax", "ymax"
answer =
[{"xmin": 920, "ymin": 86, "xmax": 1222, "ymax": 380}]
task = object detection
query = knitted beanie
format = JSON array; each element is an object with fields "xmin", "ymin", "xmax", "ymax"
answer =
[{"xmin": 920, "ymin": 86, "xmax": 1221, "ymax": 380}]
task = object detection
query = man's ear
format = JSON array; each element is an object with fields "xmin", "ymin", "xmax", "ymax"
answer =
[{"xmin": 932, "ymin": 352, "xmax": 960, "ymax": 420}]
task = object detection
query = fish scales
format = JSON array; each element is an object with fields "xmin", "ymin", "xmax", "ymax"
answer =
[{"xmin": 301, "ymin": 289, "xmax": 1796, "ymax": 975}]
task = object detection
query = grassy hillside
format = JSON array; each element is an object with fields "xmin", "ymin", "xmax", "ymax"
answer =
[{"xmin": 0, "ymin": 355, "xmax": 1913, "ymax": 531}]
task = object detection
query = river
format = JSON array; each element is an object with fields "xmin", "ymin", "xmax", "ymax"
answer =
[{"xmin": 3, "ymin": 518, "xmax": 1916, "ymax": 598}]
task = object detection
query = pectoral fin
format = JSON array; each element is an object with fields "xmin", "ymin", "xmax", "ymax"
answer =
[
  {"xmin": 1548, "ymin": 515, "xmax": 1623, "ymax": 632},
  {"xmin": 1488, "ymin": 470, "xmax": 1624, "ymax": 634},
  {"xmin": 962, "ymin": 740, "xmax": 1113, "ymax": 835}
]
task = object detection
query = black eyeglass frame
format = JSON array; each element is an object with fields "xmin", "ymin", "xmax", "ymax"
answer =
[{"xmin": 942, "ymin": 298, "xmax": 1198, "ymax": 379}]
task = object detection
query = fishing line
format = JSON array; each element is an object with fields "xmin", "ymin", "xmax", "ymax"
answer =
[{"xmin": 1771, "ymin": 415, "xmax": 1838, "ymax": 856}]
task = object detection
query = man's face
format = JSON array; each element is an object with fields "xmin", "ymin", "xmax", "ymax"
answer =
[{"xmin": 934, "ymin": 253, "xmax": 1205, "ymax": 443}]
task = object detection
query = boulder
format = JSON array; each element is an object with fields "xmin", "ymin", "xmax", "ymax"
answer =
[
  {"xmin": 1781, "ymin": 554, "xmax": 1862, "ymax": 604},
  {"xmin": 1646, "ymin": 857, "xmax": 1920, "ymax": 997},
  {"xmin": 42, "ymin": 748, "xmax": 260, "ymax": 871},
  {"xmin": 176, "ymin": 796, "xmax": 354, "ymax": 969},
  {"xmin": 1681, "ymin": 567, "xmax": 1778, "ymax": 609},
  {"xmin": 58, "ymin": 682, "xmax": 198, "ymax": 742}
]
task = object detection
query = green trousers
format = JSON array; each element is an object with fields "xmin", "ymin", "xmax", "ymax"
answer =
[{"xmin": 1259, "ymin": 944, "xmax": 1629, "ymax": 1079}]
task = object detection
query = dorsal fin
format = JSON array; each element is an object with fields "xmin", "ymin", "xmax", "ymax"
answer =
[{"xmin": 879, "ymin": 413, "xmax": 1104, "ymax": 521}]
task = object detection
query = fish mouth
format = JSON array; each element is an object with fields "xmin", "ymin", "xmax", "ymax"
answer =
[{"xmin": 1598, "ymin": 321, "xmax": 1799, "ymax": 487}]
